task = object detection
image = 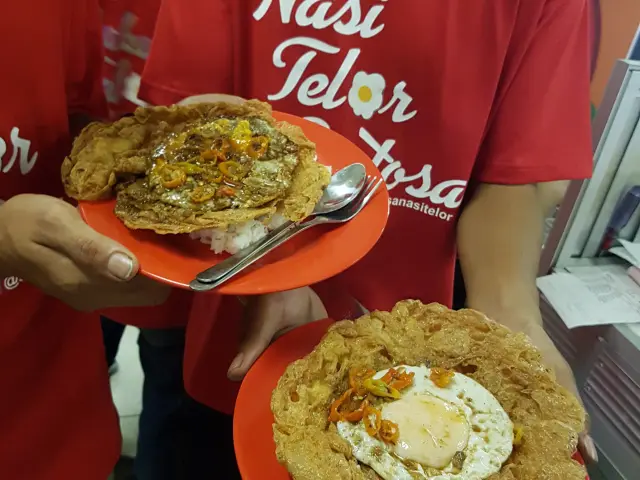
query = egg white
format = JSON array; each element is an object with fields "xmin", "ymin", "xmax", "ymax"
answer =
[{"xmin": 337, "ymin": 365, "xmax": 513, "ymax": 480}]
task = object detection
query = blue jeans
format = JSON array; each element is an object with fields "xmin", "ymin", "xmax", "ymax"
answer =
[{"xmin": 101, "ymin": 318, "xmax": 240, "ymax": 480}]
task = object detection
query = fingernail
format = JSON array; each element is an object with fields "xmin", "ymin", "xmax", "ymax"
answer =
[
  {"xmin": 229, "ymin": 354, "xmax": 244, "ymax": 371},
  {"xmin": 107, "ymin": 252, "xmax": 135, "ymax": 281},
  {"xmin": 227, "ymin": 354, "xmax": 244, "ymax": 380},
  {"xmin": 586, "ymin": 436, "xmax": 598, "ymax": 462}
]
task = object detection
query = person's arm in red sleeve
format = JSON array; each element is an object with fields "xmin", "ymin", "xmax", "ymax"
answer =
[{"xmin": 456, "ymin": 0, "xmax": 597, "ymax": 462}]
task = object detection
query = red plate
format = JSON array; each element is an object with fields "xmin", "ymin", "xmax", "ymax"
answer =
[
  {"xmin": 79, "ymin": 112, "xmax": 389, "ymax": 294},
  {"xmin": 234, "ymin": 320, "xmax": 590, "ymax": 480}
]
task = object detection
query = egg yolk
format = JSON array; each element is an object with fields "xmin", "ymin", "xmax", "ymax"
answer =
[
  {"xmin": 382, "ymin": 394, "xmax": 470, "ymax": 469},
  {"xmin": 358, "ymin": 86, "xmax": 373, "ymax": 103}
]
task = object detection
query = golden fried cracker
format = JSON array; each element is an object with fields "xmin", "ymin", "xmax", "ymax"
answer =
[
  {"xmin": 271, "ymin": 300, "xmax": 586, "ymax": 480},
  {"xmin": 62, "ymin": 100, "xmax": 329, "ymax": 233}
]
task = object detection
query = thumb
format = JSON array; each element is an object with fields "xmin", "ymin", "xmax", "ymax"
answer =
[
  {"xmin": 41, "ymin": 204, "xmax": 139, "ymax": 282},
  {"xmin": 228, "ymin": 302, "xmax": 278, "ymax": 381}
]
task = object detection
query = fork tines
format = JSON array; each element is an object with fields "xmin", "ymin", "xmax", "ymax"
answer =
[{"xmin": 354, "ymin": 175, "xmax": 384, "ymax": 213}]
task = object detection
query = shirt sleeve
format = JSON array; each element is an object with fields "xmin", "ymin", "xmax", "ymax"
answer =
[
  {"xmin": 139, "ymin": 0, "xmax": 234, "ymax": 105},
  {"xmin": 65, "ymin": 0, "xmax": 108, "ymax": 119},
  {"xmin": 474, "ymin": 0, "xmax": 593, "ymax": 184}
]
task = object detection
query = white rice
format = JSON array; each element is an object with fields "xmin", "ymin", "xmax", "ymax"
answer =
[
  {"xmin": 189, "ymin": 213, "xmax": 288, "ymax": 254},
  {"xmin": 190, "ymin": 164, "xmax": 331, "ymax": 255}
]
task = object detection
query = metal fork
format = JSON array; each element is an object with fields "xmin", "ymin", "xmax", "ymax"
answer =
[{"xmin": 190, "ymin": 175, "xmax": 383, "ymax": 291}]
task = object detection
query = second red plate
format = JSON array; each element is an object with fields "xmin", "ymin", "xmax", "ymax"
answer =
[{"xmin": 234, "ymin": 320, "xmax": 590, "ymax": 479}]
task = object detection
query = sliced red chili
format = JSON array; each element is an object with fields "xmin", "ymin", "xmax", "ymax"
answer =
[
  {"xmin": 363, "ymin": 404, "xmax": 382, "ymax": 437},
  {"xmin": 379, "ymin": 420, "xmax": 400, "ymax": 444},
  {"xmin": 349, "ymin": 366, "xmax": 376, "ymax": 395}
]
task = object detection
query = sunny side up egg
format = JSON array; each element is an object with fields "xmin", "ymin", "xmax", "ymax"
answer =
[{"xmin": 336, "ymin": 366, "xmax": 514, "ymax": 480}]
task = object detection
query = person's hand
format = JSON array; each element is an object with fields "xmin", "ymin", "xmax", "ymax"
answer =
[
  {"xmin": 477, "ymin": 299, "xmax": 598, "ymax": 464},
  {"xmin": 0, "ymin": 194, "xmax": 170, "ymax": 311},
  {"xmin": 227, "ymin": 287, "xmax": 328, "ymax": 380},
  {"xmin": 520, "ymin": 321, "xmax": 598, "ymax": 463}
]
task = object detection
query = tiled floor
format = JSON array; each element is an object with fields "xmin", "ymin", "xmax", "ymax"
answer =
[{"xmin": 109, "ymin": 326, "xmax": 144, "ymax": 458}]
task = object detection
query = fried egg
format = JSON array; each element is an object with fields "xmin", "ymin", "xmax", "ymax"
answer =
[{"xmin": 336, "ymin": 365, "xmax": 513, "ymax": 480}]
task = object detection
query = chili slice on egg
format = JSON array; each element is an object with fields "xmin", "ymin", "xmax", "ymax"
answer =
[
  {"xmin": 219, "ymin": 160, "xmax": 242, "ymax": 179},
  {"xmin": 349, "ymin": 366, "xmax": 376, "ymax": 396},
  {"xmin": 173, "ymin": 162, "xmax": 204, "ymax": 175},
  {"xmin": 342, "ymin": 397, "xmax": 369, "ymax": 423},
  {"xmin": 363, "ymin": 404, "xmax": 382, "ymax": 437},
  {"xmin": 200, "ymin": 149, "xmax": 222, "ymax": 164},
  {"xmin": 379, "ymin": 419, "xmax": 400, "ymax": 444},
  {"xmin": 328, "ymin": 388, "xmax": 355, "ymax": 422},
  {"xmin": 230, "ymin": 120, "xmax": 253, "ymax": 153},
  {"xmin": 328, "ymin": 367, "xmax": 411, "ymax": 446},
  {"xmin": 156, "ymin": 163, "xmax": 187, "ymax": 189},
  {"xmin": 380, "ymin": 367, "xmax": 415, "ymax": 391},
  {"xmin": 217, "ymin": 185, "xmax": 236, "ymax": 197},
  {"xmin": 247, "ymin": 136, "xmax": 269, "ymax": 158},
  {"xmin": 207, "ymin": 173, "xmax": 223, "ymax": 184},
  {"xmin": 190, "ymin": 186, "xmax": 216, "ymax": 204},
  {"xmin": 430, "ymin": 367, "xmax": 455, "ymax": 388},
  {"xmin": 363, "ymin": 378, "xmax": 401, "ymax": 399}
]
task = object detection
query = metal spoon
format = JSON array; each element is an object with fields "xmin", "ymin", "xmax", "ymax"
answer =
[
  {"xmin": 192, "ymin": 163, "xmax": 366, "ymax": 285},
  {"xmin": 190, "ymin": 175, "xmax": 382, "ymax": 292},
  {"xmin": 312, "ymin": 163, "xmax": 367, "ymax": 215}
]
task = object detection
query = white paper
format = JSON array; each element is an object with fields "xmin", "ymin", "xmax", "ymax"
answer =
[
  {"xmin": 537, "ymin": 264, "xmax": 640, "ymax": 329},
  {"xmin": 609, "ymin": 246, "xmax": 638, "ymax": 265},
  {"xmin": 537, "ymin": 273, "xmax": 607, "ymax": 328},
  {"xmin": 609, "ymin": 239, "xmax": 640, "ymax": 267}
]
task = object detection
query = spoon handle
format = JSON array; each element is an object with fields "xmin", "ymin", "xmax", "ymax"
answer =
[
  {"xmin": 190, "ymin": 219, "xmax": 321, "ymax": 291},
  {"xmin": 194, "ymin": 220, "xmax": 298, "ymax": 283}
]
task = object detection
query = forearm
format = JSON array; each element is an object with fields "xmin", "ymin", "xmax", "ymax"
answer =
[
  {"xmin": 457, "ymin": 184, "xmax": 544, "ymax": 331},
  {"xmin": 536, "ymin": 180, "xmax": 569, "ymax": 217},
  {"xmin": 457, "ymin": 184, "xmax": 584, "ymax": 400}
]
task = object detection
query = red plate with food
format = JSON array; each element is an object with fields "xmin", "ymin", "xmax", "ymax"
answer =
[
  {"xmin": 234, "ymin": 302, "xmax": 589, "ymax": 480},
  {"xmin": 64, "ymin": 100, "xmax": 388, "ymax": 294}
]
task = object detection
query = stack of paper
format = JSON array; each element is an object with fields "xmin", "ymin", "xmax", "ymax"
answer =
[{"xmin": 537, "ymin": 264, "xmax": 640, "ymax": 329}]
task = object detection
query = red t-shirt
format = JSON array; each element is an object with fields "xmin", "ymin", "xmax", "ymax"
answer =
[
  {"xmin": 101, "ymin": 0, "xmax": 159, "ymax": 119},
  {"xmin": 0, "ymin": 0, "xmax": 120, "ymax": 478},
  {"xmin": 141, "ymin": 0, "xmax": 593, "ymax": 412},
  {"xmin": 98, "ymin": 0, "xmax": 197, "ymax": 330}
]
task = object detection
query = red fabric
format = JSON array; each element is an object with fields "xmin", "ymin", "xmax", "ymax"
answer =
[
  {"xmin": 99, "ymin": 0, "xmax": 200, "ymax": 330},
  {"xmin": 101, "ymin": 288, "xmax": 195, "ymax": 329},
  {"xmin": 0, "ymin": 0, "xmax": 120, "ymax": 478},
  {"xmin": 141, "ymin": 0, "xmax": 593, "ymax": 413},
  {"xmin": 573, "ymin": 452, "xmax": 589, "ymax": 479},
  {"xmin": 101, "ymin": 0, "xmax": 161, "ymax": 119},
  {"xmin": 183, "ymin": 295, "xmax": 243, "ymax": 415}
]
